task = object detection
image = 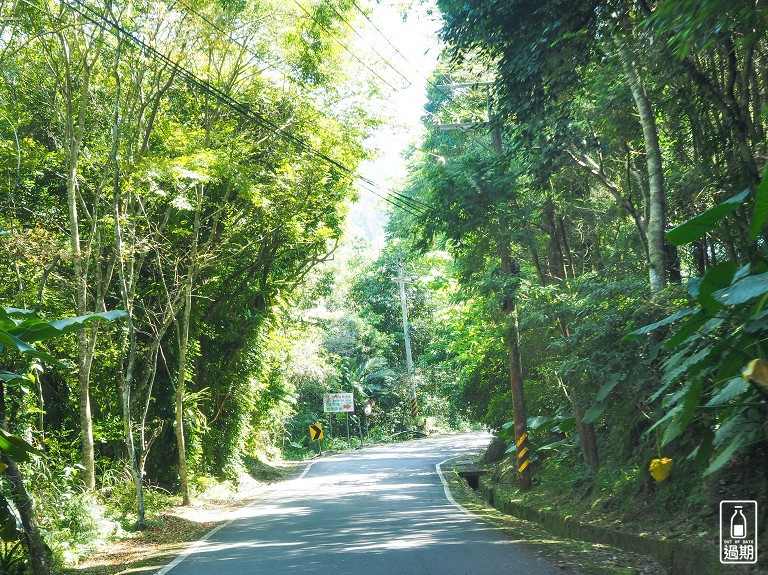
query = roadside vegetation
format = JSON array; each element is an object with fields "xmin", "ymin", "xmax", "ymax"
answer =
[
  {"xmin": 1, "ymin": 1, "xmax": 767, "ymax": 574},
  {"xmin": 388, "ymin": 0, "xmax": 768, "ymax": 569}
]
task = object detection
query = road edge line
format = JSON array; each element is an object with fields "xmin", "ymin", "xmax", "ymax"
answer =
[
  {"xmin": 153, "ymin": 518, "xmax": 230, "ymax": 575},
  {"xmin": 297, "ymin": 461, "xmax": 314, "ymax": 480},
  {"xmin": 154, "ymin": 461, "xmax": 315, "ymax": 574},
  {"xmin": 436, "ymin": 458, "xmax": 477, "ymax": 518}
]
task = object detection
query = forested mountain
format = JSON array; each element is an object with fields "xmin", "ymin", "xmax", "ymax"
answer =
[{"xmin": 1, "ymin": 1, "xmax": 767, "ymax": 573}]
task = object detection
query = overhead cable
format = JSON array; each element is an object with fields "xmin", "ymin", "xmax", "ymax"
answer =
[
  {"xmin": 350, "ymin": 0, "xmax": 426, "ymax": 79},
  {"xmin": 176, "ymin": 0, "xmax": 483, "ymax": 209},
  {"xmin": 289, "ymin": 0, "xmax": 401, "ymax": 93},
  {"xmin": 56, "ymin": 0, "xmax": 426, "ymax": 216},
  {"xmin": 355, "ymin": 178, "xmax": 423, "ymax": 217},
  {"xmin": 321, "ymin": 0, "xmax": 411, "ymax": 88}
]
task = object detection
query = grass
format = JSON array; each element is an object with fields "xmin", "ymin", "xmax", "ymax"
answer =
[
  {"xmin": 55, "ymin": 516, "xmax": 216, "ymax": 575},
  {"xmin": 53, "ymin": 456, "xmax": 304, "ymax": 575},
  {"xmin": 443, "ymin": 455, "xmax": 666, "ymax": 575},
  {"xmin": 486, "ymin": 450, "xmax": 719, "ymax": 547}
]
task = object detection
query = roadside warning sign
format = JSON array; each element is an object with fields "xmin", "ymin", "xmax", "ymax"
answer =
[{"xmin": 309, "ymin": 423, "xmax": 323, "ymax": 441}]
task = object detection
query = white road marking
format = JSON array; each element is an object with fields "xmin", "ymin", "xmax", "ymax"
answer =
[
  {"xmin": 436, "ymin": 458, "xmax": 479, "ymax": 518},
  {"xmin": 154, "ymin": 461, "xmax": 315, "ymax": 574}
]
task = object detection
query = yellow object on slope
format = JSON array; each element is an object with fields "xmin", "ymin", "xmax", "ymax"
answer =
[
  {"xmin": 649, "ymin": 457, "xmax": 674, "ymax": 482},
  {"xmin": 742, "ymin": 358, "xmax": 768, "ymax": 392}
]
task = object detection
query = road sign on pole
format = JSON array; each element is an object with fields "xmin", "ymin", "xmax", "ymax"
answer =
[
  {"xmin": 323, "ymin": 393, "xmax": 354, "ymax": 413},
  {"xmin": 309, "ymin": 423, "xmax": 324, "ymax": 441}
]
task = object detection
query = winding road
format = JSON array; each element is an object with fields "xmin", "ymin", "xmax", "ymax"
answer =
[{"xmin": 157, "ymin": 433, "xmax": 559, "ymax": 575}]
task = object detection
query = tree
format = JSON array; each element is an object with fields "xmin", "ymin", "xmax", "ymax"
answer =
[
  {"xmin": 436, "ymin": 0, "xmax": 670, "ymax": 291},
  {"xmin": 1, "ymin": 0, "xmax": 377, "ymax": 530},
  {"xmin": 396, "ymin": 0, "xmax": 768, "ymax": 490},
  {"xmin": 0, "ymin": 306, "xmax": 125, "ymax": 575}
]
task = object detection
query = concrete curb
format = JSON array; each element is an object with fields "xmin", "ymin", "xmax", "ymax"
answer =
[{"xmin": 480, "ymin": 485, "xmax": 734, "ymax": 575}]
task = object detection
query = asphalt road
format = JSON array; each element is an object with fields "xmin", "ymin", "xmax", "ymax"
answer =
[{"xmin": 157, "ymin": 432, "xmax": 560, "ymax": 575}]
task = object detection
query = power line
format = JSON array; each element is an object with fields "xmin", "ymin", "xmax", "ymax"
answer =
[
  {"xmin": 173, "ymin": 0, "xmax": 382, "ymax": 132},
  {"xmin": 350, "ymin": 0, "xmax": 426, "ymax": 80},
  {"xmin": 290, "ymin": 0, "xmax": 401, "ymax": 93},
  {"xmin": 54, "ymin": 0, "xmax": 428, "ymax": 217},
  {"xmin": 346, "ymin": 2, "xmax": 499, "ymax": 158},
  {"xmin": 321, "ymin": 0, "xmax": 411, "ymax": 89},
  {"xmin": 60, "ymin": 1, "xmax": 296, "ymax": 144},
  {"xmin": 170, "ymin": 0, "xmax": 440, "ymax": 211},
  {"xmin": 174, "ymin": 0, "xmax": 491, "ymax": 209},
  {"xmin": 355, "ymin": 178, "xmax": 424, "ymax": 217},
  {"xmin": 173, "ymin": 0, "xmax": 438, "ymax": 214},
  {"xmin": 357, "ymin": 173, "xmax": 430, "ymax": 212},
  {"xmin": 175, "ymin": 0, "xmax": 466, "ymax": 163},
  {"xmin": 183, "ymin": 0, "xmax": 489, "ymax": 215},
  {"xmin": 175, "ymin": 0, "xmax": 479, "ymax": 213}
]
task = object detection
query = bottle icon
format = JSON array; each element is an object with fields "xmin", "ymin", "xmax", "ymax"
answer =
[{"xmin": 731, "ymin": 506, "xmax": 747, "ymax": 539}]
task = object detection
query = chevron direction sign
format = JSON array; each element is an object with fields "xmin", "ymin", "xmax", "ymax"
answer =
[
  {"xmin": 309, "ymin": 423, "xmax": 323, "ymax": 441},
  {"xmin": 323, "ymin": 393, "xmax": 354, "ymax": 413}
]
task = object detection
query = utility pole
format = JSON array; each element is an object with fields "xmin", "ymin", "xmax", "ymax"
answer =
[
  {"xmin": 397, "ymin": 250, "xmax": 417, "ymax": 420},
  {"xmin": 438, "ymin": 82, "xmax": 532, "ymax": 491}
]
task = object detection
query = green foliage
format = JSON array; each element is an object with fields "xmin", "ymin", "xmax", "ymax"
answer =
[
  {"xmin": 1, "ymin": 0, "xmax": 767, "ymax": 563},
  {"xmin": 666, "ymin": 190, "xmax": 750, "ymax": 246},
  {"xmin": 1, "ymin": 0, "xmax": 378, "ymax": 534},
  {"xmin": 0, "ymin": 430, "xmax": 39, "ymax": 465},
  {"xmin": 751, "ymin": 163, "xmax": 768, "ymax": 238},
  {"xmin": 98, "ymin": 466, "xmax": 141, "ymax": 519},
  {"xmin": 0, "ymin": 305, "xmax": 125, "ymax": 566},
  {"xmin": 0, "ymin": 308, "xmax": 126, "ymax": 369},
  {"xmin": 0, "ymin": 541, "xmax": 28, "ymax": 575},
  {"xmin": 0, "ymin": 495, "xmax": 19, "ymax": 543},
  {"xmin": 644, "ymin": 0, "xmax": 765, "ymax": 60},
  {"xmin": 635, "ymin": 182, "xmax": 768, "ymax": 475}
]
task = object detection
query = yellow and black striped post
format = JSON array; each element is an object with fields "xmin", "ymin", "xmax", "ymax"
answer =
[
  {"xmin": 516, "ymin": 432, "xmax": 530, "ymax": 475},
  {"xmin": 410, "ymin": 396, "xmax": 418, "ymax": 417}
]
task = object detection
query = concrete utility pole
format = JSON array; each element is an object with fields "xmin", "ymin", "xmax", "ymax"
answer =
[
  {"xmin": 397, "ymin": 251, "xmax": 417, "ymax": 418},
  {"xmin": 437, "ymin": 82, "xmax": 532, "ymax": 491}
]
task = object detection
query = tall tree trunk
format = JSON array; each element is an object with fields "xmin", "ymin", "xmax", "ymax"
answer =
[
  {"xmin": 175, "ymin": 279, "xmax": 193, "ymax": 506},
  {"xmin": 564, "ymin": 382, "xmax": 599, "ymax": 472},
  {"xmin": 59, "ymin": 29, "xmax": 100, "ymax": 490},
  {"xmin": 590, "ymin": 233, "xmax": 604, "ymax": 272},
  {"xmin": 500, "ymin": 245, "xmax": 531, "ymax": 491},
  {"xmin": 175, "ymin": 184, "xmax": 202, "ymax": 506},
  {"xmin": 558, "ymin": 216, "xmax": 575, "ymax": 280},
  {"xmin": 77, "ymin": 338, "xmax": 96, "ymax": 489},
  {"xmin": 615, "ymin": 33, "xmax": 667, "ymax": 294},
  {"xmin": 0, "ymin": 386, "xmax": 51, "ymax": 575},
  {"xmin": 544, "ymin": 199, "xmax": 566, "ymax": 282},
  {"xmin": 665, "ymin": 243, "xmax": 682, "ymax": 283},
  {"xmin": 553, "ymin": 312, "xmax": 599, "ymax": 470},
  {"xmin": 694, "ymin": 239, "xmax": 707, "ymax": 275},
  {"xmin": 111, "ymin": 38, "xmax": 146, "ymax": 528},
  {"xmin": 1, "ymin": 458, "xmax": 51, "ymax": 575},
  {"xmin": 527, "ymin": 241, "xmax": 548, "ymax": 285}
]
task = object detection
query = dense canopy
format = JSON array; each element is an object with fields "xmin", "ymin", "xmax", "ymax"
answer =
[{"xmin": 1, "ymin": 1, "xmax": 767, "ymax": 573}]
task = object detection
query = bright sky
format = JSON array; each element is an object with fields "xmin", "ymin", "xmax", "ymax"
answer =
[{"xmin": 346, "ymin": 0, "xmax": 442, "ymax": 250}]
